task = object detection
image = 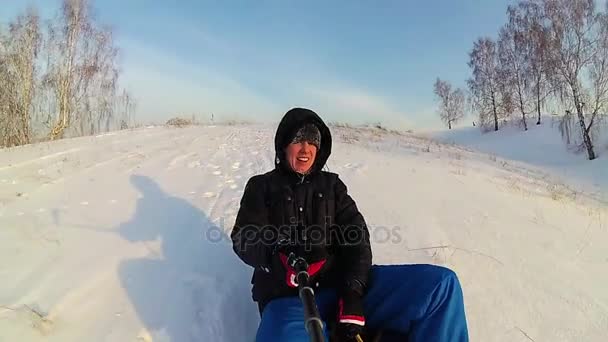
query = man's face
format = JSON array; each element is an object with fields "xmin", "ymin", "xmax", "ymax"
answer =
[{"xmin": 285, "ymin": 141, "xmax": 317, "ymax": 174}]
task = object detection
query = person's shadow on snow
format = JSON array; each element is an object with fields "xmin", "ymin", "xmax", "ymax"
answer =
[{"xmin": 117, "ymin": 175, "xmax": 258, "ymax": 342}]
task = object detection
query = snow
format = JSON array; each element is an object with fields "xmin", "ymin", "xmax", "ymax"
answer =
[
  {"xmin": 1, "ymin": 123, "xmax": 607, "ymax": 341},
  {"xmin": 430, "ymin": 117, "xmax": 608, "ymax": 203}
]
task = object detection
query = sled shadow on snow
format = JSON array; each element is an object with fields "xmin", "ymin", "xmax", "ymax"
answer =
[{"xmin": 117, "ymin": 175, "xmax": 258, "ymax": 342}]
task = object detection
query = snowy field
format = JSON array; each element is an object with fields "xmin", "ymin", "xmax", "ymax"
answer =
[{"xmin": 0, "ymin": 123, "xmax": 606, "ymax": 341}]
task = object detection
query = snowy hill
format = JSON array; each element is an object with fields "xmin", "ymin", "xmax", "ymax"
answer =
[
  {"xmin": 0, "ymin": 123, "xmax": 606, "ymax": 342},
  {"xmin": 431, "ymin": 117, "xmax": 608, "ymax": 203}
]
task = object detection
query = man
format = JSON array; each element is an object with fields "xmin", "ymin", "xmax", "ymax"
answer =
[{"xmin": 231, "ymin": 108, "xmax": 469, "ymax": 341}]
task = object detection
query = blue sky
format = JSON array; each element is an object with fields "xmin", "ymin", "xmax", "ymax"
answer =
[{"xmin": 2, "ymin": 0, "xmax": 520, "ymax": 129}]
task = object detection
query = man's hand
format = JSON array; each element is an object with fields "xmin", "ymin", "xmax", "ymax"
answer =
[
  {"xmin": 335, "ymin": 322, "xmax": 364, "ymax": 342},
  {"xmin": 273, "ymin": 237, "xmax": 293, "ymax": 255},
  {"xmin": 335, "ymin": 280, "xmax": 366, "ymax": 341}
]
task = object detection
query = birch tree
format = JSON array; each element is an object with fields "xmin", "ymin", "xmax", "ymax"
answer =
[
  {"xmin": 0, "ymin": 8, "xmax": 41, "ymax": 147},
  {"xmin": 467, "ymin": 38, "xmax": 511, "ymax": 131},
  {"xmin": 542, "ymin": 0, "xmax": 608, "ymax": 160},
  {"xmin": 433, "ymin": 78, "xmax": 465, "ymax": 129},
  {"xmin": 499, "ymin": 5, "xmax": 539, "ymax": 130},
  {"xmin": 44, "ymin": 0, "xmax": 119, "ymax": 140}
]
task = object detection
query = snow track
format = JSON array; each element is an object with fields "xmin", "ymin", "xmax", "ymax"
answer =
[{"xmin": 0, "ymin": 124, "xmax": 606, "ymax": 342}]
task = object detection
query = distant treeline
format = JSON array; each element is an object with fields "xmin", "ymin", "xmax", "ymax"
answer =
[
  {"xmin": 0, "ymin": 0, "xmax": 135, "ymax": 148},
  {"xmin": 434, "ymin": 0, "xmax": 608, "ymax": 160}
]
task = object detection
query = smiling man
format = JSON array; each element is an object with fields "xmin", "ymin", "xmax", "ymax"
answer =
[
  {"xmin": 284, "ymin": 123, "xmax": 320, "ymax": 174},
  {"xmin": 231, "ymin": 107, "xmax": 469, "ymax": 341}
]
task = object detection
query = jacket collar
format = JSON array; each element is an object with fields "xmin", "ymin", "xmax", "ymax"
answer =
[{"xmin": 277, "ymin": 163, "xmax": 320, "ymax": 185}]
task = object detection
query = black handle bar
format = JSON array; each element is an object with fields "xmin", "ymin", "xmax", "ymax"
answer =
[{"xmin": 287, "ymin": 252, "xmax": 325, "ymax": 342}]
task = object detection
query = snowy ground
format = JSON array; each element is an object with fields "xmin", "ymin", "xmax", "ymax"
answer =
[
  {"xmin": 431, "ymin": 117, "xmax": 608, "ymax": 203},
  {"xmin": 0, "ymin": 123, "xmax": 606, "ymax": 341}
]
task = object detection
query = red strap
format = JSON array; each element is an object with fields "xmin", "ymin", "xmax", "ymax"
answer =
[
  {"xmin": 306, "ymin": 259, "xmax": 326, "ymax": 277},
  {"xmin": 279, "ymin": 253, "xmax": 298, "ymax": 287},
  {"xmin": 279, "ymin": 253, "xmax": 326, "ymax": 288}
]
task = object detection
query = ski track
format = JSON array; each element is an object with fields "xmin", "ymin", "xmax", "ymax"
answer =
[
  {"xmin": 0, "ymin": 127, "xmax": 171, "ymax": 170},
  {"xmin": 0, "ymin": 145, "xmax": 180, "ymax": 208},
  {"xmin": 0, "ymin": 124, "xmax": 606, "ymax": 342},
  {"xmin": 0, "ymin": 147, "xmax": 83, "ymax": 171},
  {"xmin": 0, "ymin": 128, "xmax": 184, "ymax": 198}
]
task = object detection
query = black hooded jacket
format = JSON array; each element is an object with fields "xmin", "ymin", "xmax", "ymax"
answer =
[{"xmin": 230, "ymin": 108, "xmax": 372, "ymax": 310}]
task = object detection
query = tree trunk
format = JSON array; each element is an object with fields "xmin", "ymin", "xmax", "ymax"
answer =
[
  {"xmin": 51, "ymin": 83, "xmax": 70, "ymax": 140},
  {"xmin": 448, "ymin": 120, "xmax": 452, "ymax": 130},
  {"xmin": 573, "ymin": 89, "xmax": 596, "ymax": 160},
  {"xmin": 50, "ymin": 5, "xmax": 79, "ymax": 140},
  {"xmin": 536, "ymin": 81, "xmax": 541, "ymax": 125},
  {"xmin": 519, "ymin": 95, "xmax": 528, "ymax": 131},
  {"xmin": 577, "ymin": 109, "xmax": 595, "ymax": 160},
  {"xmin": 491, "ymin": 92, "xmax": 499, "ymax": 131},
  {"xmin": 19, "ymin": 70, "xmax": 33, "ymax": 145}
]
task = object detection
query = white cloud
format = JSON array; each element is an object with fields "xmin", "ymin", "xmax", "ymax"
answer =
[
  {"xmin": 114, "ymin": 32, "xmax": 419, "ymax": 129},
  {"xmin": 116, "ymin": 36, "xmax": 413, "ymax": 128},
  {"xmin": 117, "ymin": 38, "xmax": 282, "ymax": 123},
  {"xmin": 302, "ymin": 85, "xmax": 411, "ymax": 129}
]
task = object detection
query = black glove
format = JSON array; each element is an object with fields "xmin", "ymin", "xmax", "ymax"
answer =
[
  {"xmin": 335, "ymin": 280, "xmax": 366, "ymax": 341},
  {"xmin": 274, "ymin": 230, "xmax": 327, "ymax": 261},
  {"xmin": 273, "ymin": 236, "xmax": 293, "ymax": 255}
]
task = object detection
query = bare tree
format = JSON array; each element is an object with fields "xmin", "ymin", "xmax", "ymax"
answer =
[
  {"xmin": 589, "ymin": 2, "xmax": 608, "ymax": 122},
  {"xmin": 0, "ymin": 8, "xmax": 41, "ymax": 147},
  {"xmin": 542, "ymin": 0, "xmax": 608, "ymax": 160},
  {"xmin": 527, "ymin": 2, "xmax": 553, "ymax": 125},
  {"xmin": 43, "ymin": 0, "xmax": 84, "ymax": 139},
  {"xmin": 116, "ymin": 88, "xmax": 136, "ymax": 130},
  {"xmin": 43, "ymin": 0, "xmax": 119, "ymax": 140},
  {"xmin": 508, "ymin": 0, "xmax": 554, "ymax": 125},
  {"xmin": 0, "ymin": 0, "xmax": 132, "ymax": 148},
  {"xmin": 499, "ymin": 4, "xmax": 544, "ymax": 131},
  {"xmin": 79, "ymin": 26, "xmax": 119, "ymax": 136},
  {"xmin": 433, "ymin": 78, "xmax": 465, "ymax": 129},
  {"xmin": 0, "ymin": 30, "xmax": 10, "ymax": 146},
  {"xmin": 467, "ymin": 38, "xmax": 511, "ymax": 132}
]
